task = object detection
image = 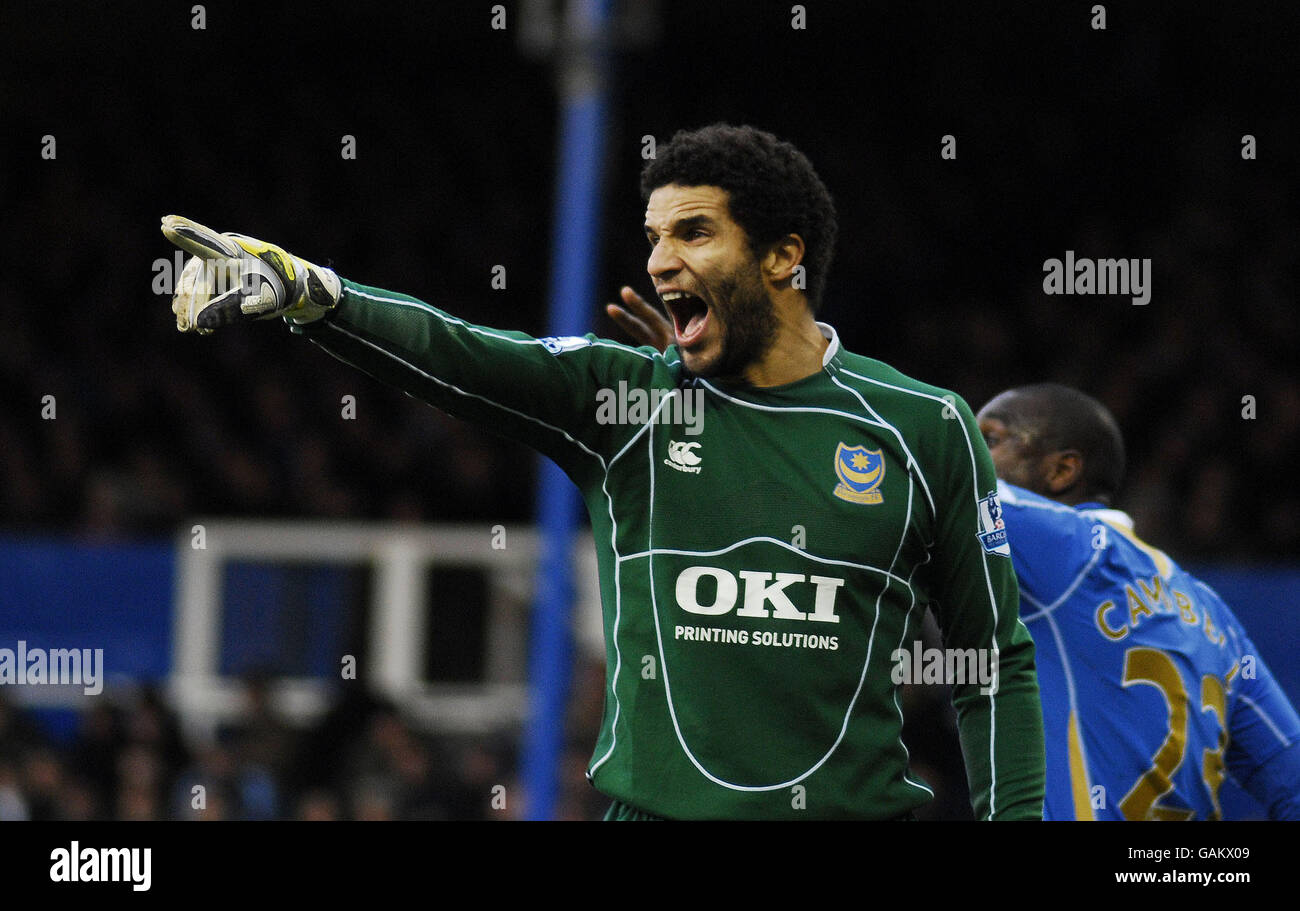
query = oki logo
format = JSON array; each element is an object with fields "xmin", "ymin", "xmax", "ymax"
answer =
[{"xmin": 674, "ymin": 567, "xmax": 845, "ymax": 623}]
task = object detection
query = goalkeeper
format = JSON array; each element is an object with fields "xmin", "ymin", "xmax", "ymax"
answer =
[{"xmin": 162, "ymin": 124, "xmax": 1044, "ymax": 820}]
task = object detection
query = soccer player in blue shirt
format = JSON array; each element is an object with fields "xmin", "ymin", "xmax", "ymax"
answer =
[{"xmin": 976, "ymin": 383, "xmax": 1300, "ymax": 820}]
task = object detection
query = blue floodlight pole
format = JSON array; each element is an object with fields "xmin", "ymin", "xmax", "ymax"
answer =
[{"xmin": 522, "ymin": 0, "xmax": 614, "ymax": 820}]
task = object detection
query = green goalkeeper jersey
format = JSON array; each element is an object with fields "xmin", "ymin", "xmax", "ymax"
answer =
[{"xmin": 297, "ymin": 280, "xmax": 1045, "ymax": 820}]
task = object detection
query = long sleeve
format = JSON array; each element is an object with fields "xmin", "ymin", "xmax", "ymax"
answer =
[
  {"xmin": 294, "ymin": 279, "xmax": 663, "ymax": 489},
  {"xmin": 926, "ymin": 395, "xmax": 1045, "ymax": 820},
  {"xmin": 1222, "ymin": 614, "xmax": 1300, "ymax": 819}
]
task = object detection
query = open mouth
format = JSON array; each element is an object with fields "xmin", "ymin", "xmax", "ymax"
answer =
[{"xmin": 660, "ymin": 290, "xmax": 710, "ymax": 346}]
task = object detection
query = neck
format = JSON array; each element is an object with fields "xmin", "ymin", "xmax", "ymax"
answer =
[{"xmin": 740, "ymin": 307, "xmax": 828, "ymax": 387}]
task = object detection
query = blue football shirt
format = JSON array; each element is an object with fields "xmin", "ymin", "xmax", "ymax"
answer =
[{"xmin": 1000, "ymin": 481, "xmax": 1300, "ymax": 820}]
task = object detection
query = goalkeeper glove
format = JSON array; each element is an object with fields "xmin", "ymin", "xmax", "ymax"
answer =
[{"xmin": 161, "ymin": 214, "xmax": 342, "ymax": 333}]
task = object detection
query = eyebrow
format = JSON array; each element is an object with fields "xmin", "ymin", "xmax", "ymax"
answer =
[{"xmin": 644, "ymin": 214, "xmax": 717, "ymax": 236}]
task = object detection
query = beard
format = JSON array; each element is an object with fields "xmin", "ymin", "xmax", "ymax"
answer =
[{"xmin": 682, "ymin": 260, "xmax": 779, "ymax": 382}]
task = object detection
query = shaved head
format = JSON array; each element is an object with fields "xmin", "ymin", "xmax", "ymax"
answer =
[{"xmin": 976, "ymin": 384, "xmax": 1126, "ymax": 505}]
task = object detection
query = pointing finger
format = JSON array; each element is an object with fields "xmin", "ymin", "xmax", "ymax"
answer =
[{"xmin": 161, "ymin": 214, "xmax": 242, "ymax": 260}]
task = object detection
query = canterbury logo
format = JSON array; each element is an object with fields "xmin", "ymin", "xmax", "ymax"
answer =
[{"xmin": 665, "ymin": 440, "xmax": 703, "ymax": 473}]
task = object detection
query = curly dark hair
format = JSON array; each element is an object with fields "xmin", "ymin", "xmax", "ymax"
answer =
[{"xmin": 640, "ymin": 124, "xmax": 838, "ymax": 312}]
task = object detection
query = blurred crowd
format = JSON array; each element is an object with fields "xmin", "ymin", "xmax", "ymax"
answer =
[
  {"xmin": 0, "ymin": 659, "xmax": 970, "ymax": 822},
  {"xmin": 1, "ymin": 6, "xmax": 1296, "ymax": 560},
  {"xmin": 2, "ymin": 147, "xmax": 1295, "ymax": 559},
  {"xmin": 0, "ymin": 669, "xmax": 619, "ymax": 822}
]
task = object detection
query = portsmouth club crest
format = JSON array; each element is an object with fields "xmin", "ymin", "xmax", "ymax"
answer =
[{"xmin": 833, "ymin": 443, "xmax": 885, "ymax": 504}]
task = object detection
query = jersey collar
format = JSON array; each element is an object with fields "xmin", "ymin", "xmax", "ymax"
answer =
[
  {"xmin": 1078, "ymin": 504, "xmax": 1135, "ymax": 528},
  {"xmin": 816, "ymin": 322, "xmax": 841, "ymax": 368}
]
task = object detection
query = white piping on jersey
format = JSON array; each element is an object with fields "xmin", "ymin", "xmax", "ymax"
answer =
[
  {"xmin": 1001, "ymin": 489, "xmax": 1137, "ymax": 621},
  {"xmin": 698, "ymin": 377, "xmax": 940, "ymax": 525},
  {"xmin": 644, "ymin": 419, "xmax": 920, "ymax": 794},
  {"xmin": 1019, "ymin": 591, "xmax": 1048, "ymax": 615},
  {"xmin": 1212, "ymin": 618, "xmax": 1292, "ymax": 748},
  {"xmin": 827, "ymin": 375, "xmax": 938, "ymax": 523},
  {"xmin": 588, "ymin": 391, "xmax": 680, "ymax": 778},
  {"xmin": 319, "ymin": 321, "xmax": 609, "ymax": 467},
  {"xmin": 838, "ymin": 369, "xmax": 1014, "ymax": 820},
  {"xmin": 1038, "ymin": 608, "xmax": 1097, "ymax": 819},
  {"xmin": 620, "ymin": 536, "xmax": 914, "ymax": 590},
  {"xmin": 865, "ymin": 476, "xmax": 932, "ymax": 796},
  {"xmin": 607, "ymin": 388, "xmax": 679, "ymax": 467},
  {"xmin": 585, "ymin": 469, "xmax": 624, "ymax": 779},
  {"xmin": 886, "ymin": 479, "xmax": 938, "ymax": 798},
  {"xmin": 347, "ymin": 286, "xmax": 660, "ymax": 362},
  {"xmin": 1018, "ymin": 546, "xmax": 1106, "ymax": 623},
  {"xmin": 1239, "ymin": 694, "xmax": 1295, "ymax": 749}
]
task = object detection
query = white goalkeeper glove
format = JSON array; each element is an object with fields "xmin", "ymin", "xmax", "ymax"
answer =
[{"xmin": 161, "ymin": 214, "xmax": 342, "ymax": 333}]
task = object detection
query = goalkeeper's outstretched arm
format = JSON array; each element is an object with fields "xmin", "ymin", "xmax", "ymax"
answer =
[{"xmin": 162, "ymin": 215, "xmax": 660, "ymax": 482}]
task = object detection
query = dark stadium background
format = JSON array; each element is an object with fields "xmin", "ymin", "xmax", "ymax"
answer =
[{"xmin": 0, "ymin": 1, "xmax": 1296, "ymax": 822}]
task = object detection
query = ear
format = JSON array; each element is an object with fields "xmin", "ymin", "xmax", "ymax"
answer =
[
  {"xmin": 1043, "ymin": 449, "xmax": 1084, "ymax": 496},
  {"xmin": 762, "ymin": 233, "xmax": 806, "ymax": 283}
]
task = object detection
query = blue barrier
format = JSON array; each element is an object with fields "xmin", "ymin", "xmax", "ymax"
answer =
[{"xmin": 0, "ymin": 536, "xmax": 174, "ymax": 681}]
